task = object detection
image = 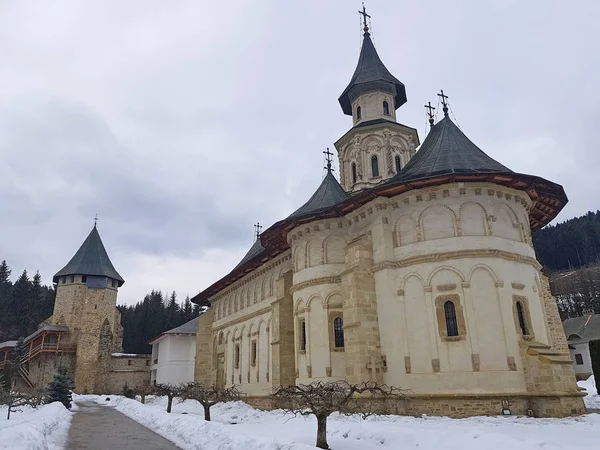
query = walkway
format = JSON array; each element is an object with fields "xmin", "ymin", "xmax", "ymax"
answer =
[{"xmin": 67, "ymin": 401, "xmax": 181, "ymax": 450}]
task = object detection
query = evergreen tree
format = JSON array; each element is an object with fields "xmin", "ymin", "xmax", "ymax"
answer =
[
  {"xmin": 5, "ymin": 270, "xmax": 31, "ymax": 338},
  {"xmin": 46, "ymin": 366, "xmax": 73, "ymax": 409}
]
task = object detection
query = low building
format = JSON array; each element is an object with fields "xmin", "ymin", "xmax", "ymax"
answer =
[
  {"xmin": 563, "ymin": 314, "xmax": 600, "ymax": 380},
  {"xmin": 150, "ymin": 317, "xmax": 199, "ymax": 385}
]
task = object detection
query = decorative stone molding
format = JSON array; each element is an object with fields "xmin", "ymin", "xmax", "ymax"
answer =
[
  {"xmin": 212, "ymin": 305, "xmax": 271, "ymax": 332},
  {"xmin": 461, "ymin": 282, "xmax": 471, "ymax": 288},
  {"xmin": 424, "ymin": 286, "xmax": 433, "ymax": 293},
  {"xmin": 511, "ymin": 282, "xmax": 526, "ymax": 290},
  {"xmin": 396, "ymin": 289, "xmax": 405, "ymax": 297},
  {"xmin": 495, "ymin": 281, "xmax": 505, "ymax": 288},
  {"xmin": 372, "ymin": 249, "xmax": 542, "ymax": 273},
  {"xmin": 289, "ymin": 276, "xmax": 342, "ymax": 294},
  {"xmin": 435, "ymin": 294, "xmax": 467, "ymax": 341},
  {"xmin": 432, "ymin": 358, "xmax": 440, "ymax": 373},
  {"xmin": 472, "ymin": 353, "xmax": 480, "ymax": 372},
  {"xmin": 404, "ymin": 356, "xmax": 411, "ymax": 374},
  {"xmin": 507, "ymin": 356, "xmax": 517, "ymax": 371},
  {"xmin": 437, "ymin": 283, "xmax": 456, "ymax": 292}
]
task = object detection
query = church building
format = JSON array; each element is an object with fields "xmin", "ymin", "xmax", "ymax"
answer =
[{"xmin": 191, "ymin": 12, "xmax": 585, "ymax": 417}]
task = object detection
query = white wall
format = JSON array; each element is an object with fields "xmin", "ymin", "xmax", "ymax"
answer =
[
  {"xmin": 151, "ymin": 335, "xmax": 196, "ymax": 385},
  {"xmin": 569, "ymin": 342, "xmax": 592, "ymax": 377}
]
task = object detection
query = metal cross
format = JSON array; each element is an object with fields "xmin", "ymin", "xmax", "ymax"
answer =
[
  {"xmin": 94, "ymin": 214, "xmax": 98, "ymax": 228},
  {"xmin": 437, "ymin": 89, "xmax": 449, "ymax": 116},
  {"xmin": 254, "ymin": 222, "xmax": 262, "ymax": 239},
  {"xmin": 323, "ymin": 147, "xmax": 334, "ymax": 172},
  {"xmin": 359, "ymin": 3, "xmax": 371, "ymax": 31},
  {"xmin": 424, "ymin": 101, "xmax": 436, "ymax": 127}
]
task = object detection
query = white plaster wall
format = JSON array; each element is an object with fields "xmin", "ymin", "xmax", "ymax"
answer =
[
  {"xmin": 569, "ymin": 342, "xmax": 592, "ymax": 376},
  {"xmin": 152, "ymin": 335, "xmax": 196, "ymax": 385}
]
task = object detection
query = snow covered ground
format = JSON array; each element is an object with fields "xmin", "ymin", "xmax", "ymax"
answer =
[
  {"xmin": 0, "ymin": 402, "xmax": 72, "ymax": 450},
  {"xmin": 76, "ymin": 392, "xmax": 600, "ymax": 450},
  {"xmin": 578, "ymin": 375, "xmax": 600, "ymax": 409}
]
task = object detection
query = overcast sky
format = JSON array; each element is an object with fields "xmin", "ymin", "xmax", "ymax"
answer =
[{"xmin": 1, "ymin": 0, "xmax": 599, "ymax": 305}]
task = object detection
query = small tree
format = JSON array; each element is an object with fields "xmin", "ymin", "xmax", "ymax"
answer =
[
  {"xmin": 122, "ymin": 383, "xmax": 136, "ymax": 399},
  {"xmin": 136, "ymin": 383, "xmax": 155, "ymax": 404},
  {"xmin": 181, "ymin": 383, "xmax": 240, "ymax": 421},
  {"xmin": 154, "ymin": 383, "xmax": 183, "ymax": 413},
  {"xmin": 0, "ymin": 388, "xmax": 45, "ymax": 420},
  {"xmin": 272, "ymin": 381, "xmax": 405, "ymax": 449},
  {"xmin": 46, "ymin": 366, "xmax": 73, "ymax": 409}
]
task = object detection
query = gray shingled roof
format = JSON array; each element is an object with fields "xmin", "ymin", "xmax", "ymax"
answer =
[
  {"xmin": 24, "ymin": 325, "xmax": 69, "ymax": 343},
  {"xmin": 232, "ymin": 237, "xmax": 266, "ymax": 271},
  {"xmin": 288, "ymin": 171, "xmax": 351, "ymax": 219},
  {"xmin": 563, "ymin": 314, "xmax": 600, "ymax": 343},
  {"xmin": 338, "ymin": 31, "xmax": 407, "ymax": 116},
  {"xmin": 149, "ymin": 316, "xmax": 200, "ymax": 344},
  {"xmin": 0, "ymin": 341, "xmax": 17, "ymax": 350},
  {"xmin": 53, "ymin": 226, "xmax": 124, "ymax": 286},
  {"xmin": 390, "ymin": 116, "xmax": 511, "ymax": 184}
]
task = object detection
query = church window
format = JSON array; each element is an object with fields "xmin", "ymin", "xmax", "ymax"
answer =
[
  {"xmin": 61, "ymin": 276, "xmax": 66, "ymax": 284},
  {"xmin": 516, "ymin": 301, "xmax": 528, "ymax": 336},
  {"xmin": 70, "ymin": 275, "xmax": 75, "ymax": 283},
  {"xmin": 575, "ymin": 354, "xmax": 584, "ymax": 365},
  {"xmin": 333, "ymin": 317, "xmax": 344, "ymax": 348},
  {"xmin": 81, "ymin": 275, "xmax": 87, "ymax": 283},
  {"xmin": 371, "ymin": 155, "xmax": 379, "ymax": 177},
  {"xmin": 251, "ymin": 340, "xmax": 257, "ymax": 366},
  {"xmin": 444, "ymin": 301, "xmax": 459, "ymax": 337},
  {"xmin": 235, "ymin": 344, "xmax": 240, "ymax": 369},
  {"xmin": 128, "ymin": 360, "xmax": 132, "ymax": 366},
  {"xmin": 300, "ymin": 320, "xmax": 306, "ymax": 351},
  {"xmin": 351, "ymin": 163, "xmax": 357, "ymax": 184},
  {"xmin": 356, "ymin": 106, "xmax": 361, "ymax": 120},
  {"xmin": 383, "ymin": 101, "xmax": 389, "ymax": 115},
  {"xmin": 395, "ymin": 155, "xmax": 401, "ymax": 173}
]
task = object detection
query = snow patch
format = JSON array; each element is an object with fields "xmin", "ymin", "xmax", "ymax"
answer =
[{"xmin": 578, "ymin": 375, "xmax": 600, "ymax": 409}]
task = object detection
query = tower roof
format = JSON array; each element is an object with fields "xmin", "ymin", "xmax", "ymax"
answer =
[
  {"xmin": 338, "ymin": 31, "xmax": 407, "ymax": 115},
  {"xmin": 390, "ymin": 116, "xmax": 512, "ymax": 184},
  {"xmin": 53, "ymin": 226, "xmax": 124, "ymax": 286},
  {"xmin": 288, "ymin": 171, "xmax": 351, "ymax": 219}
]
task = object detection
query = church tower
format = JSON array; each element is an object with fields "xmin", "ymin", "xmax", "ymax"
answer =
[
  {"xmin": 51, "ymin": 224, "xmax": 125, "ymax": 393},
  {"xmin": 335, "ymin": 7, "xmax": 419, "ymax": 192}
]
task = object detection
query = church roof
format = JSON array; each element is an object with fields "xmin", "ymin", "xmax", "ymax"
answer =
[
  {"xmin": 53, "ymin": 226, "xmax": 124, "ymax": 286},
  {"xmin": 338, "ymin": 31, "xmax": 407, "ymax": 115},
  {"xmin": 232, "ymin": 237, "xmax": 266, "ymax": 271},
  {"xmin": 390, "ymin": 116, "xmax": 512, "ymax": 184},
  {"xmin": 148, "ymin": 316, "xmax": 201, "ymax": 344},
  {"xmin": 288, "ymin": 171, "xmax": 351, "ymax": 219}
]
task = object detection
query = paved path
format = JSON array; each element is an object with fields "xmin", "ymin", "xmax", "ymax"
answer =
[{"xmin": 67, "ymin": 401, "xmax": 181, "ymax": 450}]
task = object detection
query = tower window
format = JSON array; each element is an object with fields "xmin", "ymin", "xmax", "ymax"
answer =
[
  {"xmin": 300, "ymin": 320, "xmax": 306, "ymax": 351},
  {"xmin": 251, "ymin": 340, "xmax": 257, "ymax": 366},
  {"xmin": 70, "ymin": 275, "xmax": 75, "ymax": 283},
  {"xmin": 444, "ymin": 301, "xmax": 459, "ymax": 337},
  {"xmin": 395, "ymin": 155, "xmax": 402, "ymax": 173},
  {"xmin": 333, "ymin": 317, "xmax": 344, "ymax": 348},
  {"xmin": 112, "ymin": 279, "xmax": 118, "ymax": 288},
  {"xmin": 516, "ymin": 301, "xmax": 528, "ymax": 336},
  {"xmin": 371, "ymin": 155, "xmax": 379, "ymax": 177},
  {"xmin": 356, "ymin": 106, "xmax": 361, "ymax": 120},
  {"xmin": 61, "ymin": 277, "xmax": 66, "ymax": 284},
  {"xmin": 81, "ymin": 275, "xmax": 87, "ymax": 283},
  {"xmin": 351, "ymin": 163, "xmax": 357, "ymax": 184},
  {"xmin": 235, "ymin": 344, "xmax": 240, "ymax": 369},
  {"xmin": 383, "ymin": 101, "xmax": 389, "ymax": 115}
]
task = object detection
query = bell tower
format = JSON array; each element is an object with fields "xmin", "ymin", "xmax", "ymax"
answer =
[{"xmin": 335, "ymin": 6, "xmax": 419, "ymax": 192}]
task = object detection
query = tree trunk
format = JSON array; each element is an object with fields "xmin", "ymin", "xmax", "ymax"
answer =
[
  {"xmin": 203, "ymin": 404, "xmax": 211, "ymax": 421},
  {"xmin": 140, "ymin": 393, "xmax": 146, "ymax": 404},
  {"xmin": 315, "ymin": 414, "xmax": 329, "ymax": 449},
  {"xmin": 167, "ymin": 395, "xmax": 173, "ymax": 413},
  {"xmin": 6, "ymin": 406, "xmax": 11, "ymax": 420}
]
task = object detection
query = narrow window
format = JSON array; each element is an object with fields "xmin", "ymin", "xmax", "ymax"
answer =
[
  {"xmin": 112, "ymin": 279, "xmax": 118, "ymax": 288},
  {"xmin": 146, "ymin": 360, "xmax": 150, "ymax": 366},
  {"xmin": 351, "ymin": 163, "xmax": 357, "ymax": 184},
  {"xmin": 70, "ymin": 275, "xmax": 75, "ymax": 283},
  {"xmin": 81, "ymin": 275, "xmax": 87, "ymax": 283},
  {"xmin": 395, "ymin": 155, "xmax": 401, "ymax": 173},
  {"xmin": 235, "ymin": 344, "xmax": 240, "ymax": 369},
  {"xmin": 371, "ymin": 155, "xmax": 379, "ymax": 177},
  {"xmin": 251, "ymin": 340, "xmax": 257, "ymax": 366},
  {"xmin": 444, "ymin": 301, "xmax": 459, "ymax": 337},
  {"xmin": 356, "ymin": 106, "xmax": 361, "ymax": 120},
  {"xmin": 300, "ymin": 321, "xmax": 306, "ymax": 351},
  {"xmin": 383, "ymin": 101, "xmax": 389, "ymax": 115},
  {"xmin": 61, "ymin": 276, "xmax": 66, "ymax": 284},
  {"xmin": 516, "ymin": 301, "xmax": 528, "ymax": 335},
  {"xmin": 333, "ymin": 317, "xmax": 344, "ymax": 348},
  {"xmin": 575, "ymin": 354, "xmax": 584, "ymax": 365},
  {"xmin": 128, "ymin": 360, "xmax": 132, "ymax": 366}
]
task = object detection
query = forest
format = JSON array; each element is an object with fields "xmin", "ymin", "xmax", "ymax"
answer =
[{"xmin": 2, "ymin": 210, "xmax": 600, "ymax": 351}]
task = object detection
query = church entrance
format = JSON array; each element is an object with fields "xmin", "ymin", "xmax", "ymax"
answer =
[{"xmin": 216, "ymin": 353, "xmax": 225, "ymax": 388}]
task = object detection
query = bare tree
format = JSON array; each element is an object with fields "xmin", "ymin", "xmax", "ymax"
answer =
[
  {"xmin": 271, "ymin": 381, "xmax": 405, "ymax": 450},
  {"xmin": 0, "ymin": 388, "xmax": 45, "ymax": 420},
  {"xmin": 153, "ymin": 383, "xmax": 183, "ymax": 413},
  {"xmin": 135, "ymin": 383, "xmax": 155, "ymax": 404},
  {"xmin": 180, "ymin": 383, "xmax": 240, "ymax": 421}
]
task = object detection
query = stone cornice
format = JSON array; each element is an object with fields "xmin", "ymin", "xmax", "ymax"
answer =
[
  {"xmin": 212, "ymin": 305, "xmax": 272, "ymax": 332},
  {"xmin": 289, "ymin": 276, "xmax": 342, "ymax": 294},
  {"xmin": 372, "ymin": 249, "xmax": 542, "ymax": 272}
]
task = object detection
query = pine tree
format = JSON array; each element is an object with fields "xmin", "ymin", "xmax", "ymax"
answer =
[{"xmin": 47, "ymin": 366, "xmax": 74, "ymax": 409}]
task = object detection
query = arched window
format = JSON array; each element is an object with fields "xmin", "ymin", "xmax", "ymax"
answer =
[
  {"xmin": 395, "ymin": 155, "xmax": 401, "ymax": 173},
  {"xmin": 383, "ymin": 101, "xmax": 389, "ymax": 115},
  {"xmin": 371, "ymin": 155, "xmax": 379, "ymax": 177},
  {"xmin": 356, "ymin": 106, "xmax": 361, "ymax": 120},
  {"xmin": 300, "ymin": 320, "xmax": 306, "ymax": 351},
  {"xmin": 351, "ymin": 163, "xmax": 357, "ymax": 184},
  {"xmin": 516, "ymin": 301, "xmax": 528, "ymax": 336},
  {"xmin": 444, "ymin": 301, "xmax": 459, "ymax": 337},
  {"xmin": 333, "ymin": 317, "xmax": 344, "ymax": 348}
]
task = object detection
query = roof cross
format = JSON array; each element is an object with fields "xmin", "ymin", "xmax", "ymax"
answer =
[
  {"xmin": 323, "ymin": 147, "xmax": 334, "ymax": 173},
  {"xmin": 359, "ymin": 3, "xmax": 371, "ymax": 34},
  {"xmin": 437, "ymin": 89, "xmax": 449, "ymax": 117},
  {"xmin": 94, "ymin": 214, "xmax": 98, "ymax": 228},
  {"xmin": 424, "ymin": 101, "xmax": 436, "ymax": 128},
  {"xmin": 254, "ymin": 222, "xmax": 262, "ymax": 240}
]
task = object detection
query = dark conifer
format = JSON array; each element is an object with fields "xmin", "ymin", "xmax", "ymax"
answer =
[{"xmin": 46, "ymin": 366, "xmax": 74, "ymax": 409}]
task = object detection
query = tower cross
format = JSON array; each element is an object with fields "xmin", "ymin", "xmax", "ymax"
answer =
[
  {"xmin": 359, "ymin": 3, "xmax": 371, "ymax": 32},
  {"xmin": 323, "ymin": 147, "xmax": 334, "ymax": 172},
  {"xmin": 437, "ymin": 89, "xmax": 449, "ymax": 117},
  {"xmin": 424, "ymin": 101, "xmax": 436, "ymax": 128},
  {"xmin": 94, "ymin": 214, "xmax": 98, "ymax": 228},
  {"xmin": 254, "ymin": 222, "xmax": 262, "ymax": 239}
]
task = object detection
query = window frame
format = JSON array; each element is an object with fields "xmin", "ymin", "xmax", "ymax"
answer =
[
  {"xmin": 351, "ymin": 163, "xmax": 357, "ymax": 184},
  {"xmin": 443, "ymin": 300, "xmax": 459, "ymax": 337},
  {"xmin": 356, "ymin": 105, "xmax": 361, "ymax": 120},
  {"xmin": 371, "ymin": 155, "xmax": 380, "ymax": 177},
  {"xmin": 434, "ymin": 294, "xmax": 467, "ymax": 341},
  {"xmin": 383, "ymin": 101, "xmax": 390, "ymax": 115},
  {"xmin": 299, "ymin": 319, "xmax": 307, "ymax": 352},
  {"xmin": 235, "ymin": 343, "xmax": 240, "ymax": 369},
  {"xmin": 575, "ymin": 353, "xmax": 584, "ymax": 365},
  {"xmin": 251, "ymin": 339, "xmax": 257, "ymax": 367},
  {"xmin": 512, "ymin": 295, "xmax": 534, "ymax": 340},
  {"xmin": 395, "ymin": 155, "xmax": 402, "ymax": 173}
]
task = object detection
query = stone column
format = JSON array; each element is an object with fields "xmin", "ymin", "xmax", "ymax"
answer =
[
  {"xmin": 194, "ymin": 306, "xmax": 215, "ymax": 385},
  {"xmin": 341, "ymin": 234, "xmax": 383, "ymax": 383},
  {"xmin": 270, "ymin": 271, "xmax": 295, "ymax": 387}
]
